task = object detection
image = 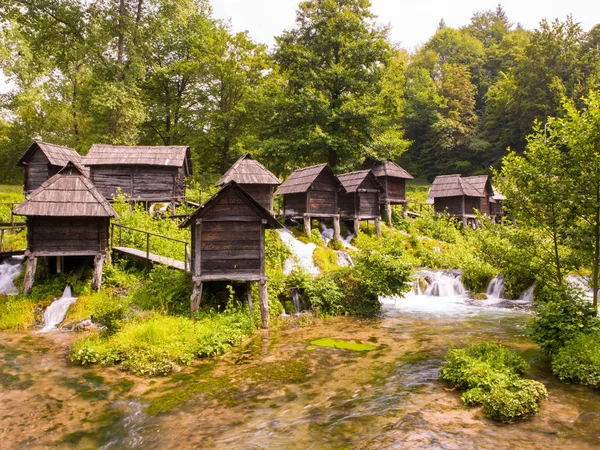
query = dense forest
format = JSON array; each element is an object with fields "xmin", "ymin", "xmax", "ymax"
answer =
[{"xmin": 0, "ymin": 0, "xmax": 598, "ymax": 182}]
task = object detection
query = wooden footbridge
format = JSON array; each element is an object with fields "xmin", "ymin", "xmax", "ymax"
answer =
[{"xmin": 110, "ymin": 223, "xmax": 189, "ymax": 272}]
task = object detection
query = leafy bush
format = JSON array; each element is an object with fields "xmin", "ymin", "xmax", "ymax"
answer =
[
  {"xmin": 130, "ymin": 265, "xmax": 193, "ymax": 315},
  {"xmin": 552, "ymin": 332, "xmax": 600, "ymax": 387},
  {"xmin": 304, "ymin": 274, "xmax": 345, "ymax": 316},
  {"xmin": 70, "ymin": 311, "xmax": 254, "ymax": 376},
  {"xmin": 312, "ymin": 247, "xmax": 338, "ymax": 272},
  {"xmin": 461, "ymin": 259, "xmax": 496, "ymax": 293},
  {"xmin": 0, "ymin": 296, "xmax": 35, "ymax": 330},
  {"xmin": 528, "ymin": 287, "xmax": 600, "ymax": 356},
  {"xmin": 90, "ymin": 291, "xmax": 133, "ymax": 334},
  {"xmin": 440, "ymin": 342, "xmax": 547, "ymax": 422}
]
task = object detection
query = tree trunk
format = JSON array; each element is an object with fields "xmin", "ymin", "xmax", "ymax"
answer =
[{"xmin": 593, "ymin": 194, "xmax": 600, "ymax": 308}]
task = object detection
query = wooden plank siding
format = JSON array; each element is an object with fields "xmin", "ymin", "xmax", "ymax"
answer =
[
  {"xmin": 28, "ymin": 217, "xmax": 109, "ymax": 255},
  {"xmin": 382, "ymin": 177, "xmax": 406, "ymax": 204},
  {"xmin": 239, "ymin": 184, "xmax": 274, "ymax": 212},
  {"xmin": 90, "ymin": 166, "xmax": 183, "ymax": 201},
  {"xmin": 283, "ymin": 193, "xmax": 308, "ymax": 217}
]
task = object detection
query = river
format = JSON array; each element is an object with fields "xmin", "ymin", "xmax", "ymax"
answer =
[{"xmin": 1, "ymin": 284, "xmax": 600, "ymax": 449}]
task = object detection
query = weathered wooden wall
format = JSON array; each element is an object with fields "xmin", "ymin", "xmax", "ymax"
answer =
[
  {"xmin": 90, "ymin": 166, "xmax": 184, "ymax": 200},
  {"xmin": 28, "ymin": 217, "xmax": 108, "ymax": 255},
  {"xmin": 380, "ymin": 177, "xmax": 406, "ymax": 204},
  {"xmin": 24, "ymin": 151, "xmax": 52, "ymax": 194},
  {"xmin": 191, "ymin": 189, "xmax": 264, "ymax": 279},
  {"xmin": 434, "ymin": 196, "xmax": 464, "ymax": 216},
  {"xmin": 479, "ymin": 195, "xmax": 490, "ymax": 215},
  {"xmin": 240, "ymin": 184, "xmax": 273, "ymax": 212},
  {"xmin": 338, "ymin": 193, "xmax": 356, "ymax": 218},
  {"xmin": 306, "ymin": 171, "xmax": 338, "ymax": 215},
  {"xmin": 464, "ymin": 196, "xmax": 480, "ymax": 214},
  {"xmin": 283, "ymin": 193, "xmax": 307, "ymax": 217}
]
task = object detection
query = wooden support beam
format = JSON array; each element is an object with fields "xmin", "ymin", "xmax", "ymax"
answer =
[
  {"xmin": 23, "ymin": 254, "xmax": 37, "ymax": 295},
  {"xmin": 375, "ymin": 217, "xmax": 381, "ymax": 238},
  {"xmin": 304, "ymin": 214, "xmax": 311, "ymax": 235},
  {"xmin": 190, "ymin": 282, "xmax": 203, "ymax": 317},
  {"xmin": 354, "ymin": 217, "xmax": 361, "ymax": 235},
  {"xmin": 246, "ymin": 281, "xmax": 254, "ymax": 317},
  {"xmin": 385, "ymin": 201, "xmax": 393, "ymax": 226},
  {"xmin": 92, "ymin": 253, "xmax": 105, "ymax": 291},
  {"xmin": 56, "ymin": 255, "xmax": 62, "ymax": 274},
  {"xmin": 258, "ymin": 279, "xmax": 269, "ymax": 329},
  {"xmin": 402, "ymin": 203, "xmax": 408, "ymax": 219},
  {"xmin": 333, "ymin": 215, "xmax": 341, "ymax": 242}
]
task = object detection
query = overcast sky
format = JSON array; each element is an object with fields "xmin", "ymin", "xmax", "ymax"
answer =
[
  {"xmin": 209, "ymin": 0, "xmax": 599, "ymax": 50},
  {"xmin": 1, "ymin": 1, "xmax": 598, "ymax": 93}
]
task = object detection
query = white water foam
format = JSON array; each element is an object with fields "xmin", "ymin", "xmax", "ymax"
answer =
[
  {"xmin": 277, "ymin": 229, "xmax": 319, "ymax": 275},
  {"xmin": 486, "ymin": 276, "xmax": 505, "ymax": 299},
  {"xmin": 39, "ymin": 285, "xmax": 77, "ymax": 333},
  {"xmin": 0, "ymin": 257, "xmax": 23, "ymax": 295}
]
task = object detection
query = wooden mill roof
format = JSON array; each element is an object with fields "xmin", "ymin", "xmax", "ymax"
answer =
[
  {"xmin": 215, "ymin": 154, "xmax": 281, "ymax": 186},
  {"xmin": 337, "ymin": 170, "xmax": 384, "ymax": 193},
  {"xmin": 14, "ymin": 163, "xmax": 118, "ymax": 218},
  {"xmin": 428, "ymin": 174, "xmax": 484, "ymax": 201},
  {"xmin": 180, "ymin": 181, "xmax": 282, "ymax": 229},
  {"xmin": 85, "ymin": 144, "xmax": 192, "ymax": 174},
  {"xmin": 463, "ymin": 175, "xmax": 493, "ymax": 195},
  {"xmin": 17, "ymin": 141, "xmax": 85, "ymax": 169},
  {"xmin": 274, "ymin": 164, "xmax": 343, "ymax": 195},
  {"xmin": 361, "ymin": 158, "xmax": 413, "ymax": 179}
]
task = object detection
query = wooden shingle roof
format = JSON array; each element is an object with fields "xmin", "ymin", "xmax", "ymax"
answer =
[
  {"xmin": 17, "ymin": 141, "xmax": 85, "ymax": 169},
  {"xmin": 215, "ymin": 154, "xmax": 280, "ymax": 186},
  {"xmin": 85, "ymin": 144, "xmax": 192, "ymax": 174},
  {"xmin": 428, "ymin": 174, "xmax": 484, "ymax": 201},
  {"xmin": 274, "ymin": 164, "xmax": 343, "ymax": 195},
  {"xmin": 14, "ymin": 163, "xmax": 118, "ymax": 218},
  {"xmin": 337, "ymin": 170, "xmax": 384, "ymax": 193},
  {"xmin": 463, "ymin": 175, "xmax": 492, "ymax": 196},
  {"xmin": 361, "ymin": 158, "xmax": 413, "ymax": 179},
  {"xmin": 180, "ymin": 181, "xmax": 282, "ymax": 229}
]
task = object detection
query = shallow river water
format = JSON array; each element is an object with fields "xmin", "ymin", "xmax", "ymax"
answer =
[{"xmin": 2, "ymin": 291, "xmax": 600, "ymax": 449}]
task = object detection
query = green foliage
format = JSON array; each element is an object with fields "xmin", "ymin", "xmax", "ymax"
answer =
[
  {"xmin": 528, "ymin": 287, "xmax": 600, "ymax": 356},
  {"xmin": 70, "ymin": 312, "xmax": 254, "ymax": 376},
  {"xmin": 552, "ymin": 332, "xmax": 600, "ymax": 388},
  {"xmin": 440, "ymin": 342, "xmax": 547, "ymax": 422},
  {"xmin": 312, "ymin": 247, "xmax": 338, "ymax": 272},
  {"xmin": 461, "ymin": 258, "xmax": 496, "ymax": 293},
  {"xmin": 0, "ymin": 295, "xmax": 35, "ymax": 330},
  {"xmin": 130, "ymin": 266, "xmax": 193, "ymax": 315},
  {"xmin": 304, "ymin": 274, "xmax": 345, "ymax": 317}
]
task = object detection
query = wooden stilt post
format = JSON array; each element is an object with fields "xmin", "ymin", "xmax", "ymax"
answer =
[
  {"xmin": 354, "ymin": 217, "xmax": 361, "ymax": 235},
  {"xmin": 304, "ymin": 214, "xmax": 311, "ymax": 235},
  {"xmin": 386, "ymin": 201, "xmax": 393, "ymax": 226},
  {"xmin": 333, "ymin": 215, "xmax": 341, "ymax": 242},
  {"xmin": 375, "ymin": 217, "xmax": 381, "ymax": 237},
  {"xmin": 258, "ymin": 279, "xmax": 269, "ymax": 329},
  {"xmin": 402, "ymin": 203, "xmax": 408, "ymax": 219},
  {"xmin": 190, "ymin": 281, "xmax": 203, "ymax": 317},
  {"xmin": 92, "ymin": 253, "xmax": 106, "ymax": 291},
  {"xmin": 23, "ymin": 253, "xmax": 37, "ymax": 296},
  {"xmin": 246, "ymin": 281, "xmax": 254, "ymax": 317},
  {"xmin": 56, "ymin": 256, "xmax": 63, "ymax": 274}
]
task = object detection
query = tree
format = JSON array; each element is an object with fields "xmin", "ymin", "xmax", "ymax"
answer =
[{"xmin": 265, "ymin": 0, "xmax": 392, "ymax": 171}]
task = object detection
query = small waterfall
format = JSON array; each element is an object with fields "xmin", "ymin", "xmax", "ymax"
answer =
[
  {"xmin": 291, "ymin": 288, "xmax": 303, "ymax": 314},
  {"xmin": 486, "ymin": 276, "xmax": 505, "ymax": 299},
  {"xmin": 518, "ymin": 284, "xmax": 535, "ymax": 303},
  {"xmin": 277, "ymin": 229, "xmax": 320, "ymax": 275},
  {"xmin": 320, "ymin": 223, "xmax": 334, "ymax": 246},
  {"xmin": 335, "ymin": 251, "xmax": 353, "ymax": 267},
  {"xmin": 0, "ymin": 257, "xmax": 23, "ymax": 295},
  {"xmin": 39, "ymin": 285, "xmax": 77, "ymax": 333},
  {"xmin": 413, "ymin": 270, "xmax": 465, "ymax": 297}
]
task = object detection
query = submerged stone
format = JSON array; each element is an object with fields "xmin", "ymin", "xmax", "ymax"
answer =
[{"xmin": 310, "ymin": 338, "xmax": 377, "ymax": 352}]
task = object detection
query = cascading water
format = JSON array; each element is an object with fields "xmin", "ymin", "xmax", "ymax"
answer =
[
  {"xmin": 415, "ymin": 270, "xmax": 465, "ymax": 297},
  {"xmin": 335, "ymin": 251, "xmax": 353, "ymax": 267},
  {"xmin": 39, "ymin": 285, "xmax": 78, "ymax": 333},
  {"xmin": 0, "ymin": 257, "xmax": 23, "ymax": 295},
  {"xmin": 277, "ymin": 229, "xmax": 320, "ymax": 275},
  {"xmin": 486, "ymin": 276, "xmax": 505, "ymax": 299},
  {"xmin": 518, "ymin": 284, "xmax": 535, "ymax": 303},
  {"xmin": 320, "ymin": 223, "xmax": 355, "ymax": 249}
]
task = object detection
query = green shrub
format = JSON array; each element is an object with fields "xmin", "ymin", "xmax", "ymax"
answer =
[
  {"xmin": 312, "ymin": 247, "xmax": 338, "ymax": 272},
  {"xmin": 461, "ymin": 259, "xmax": 496, "ymax": 293},
  {"xmin": 528, "ymin": 287, "xmax": 600, "ymax": 356},
  {"xmin": 304, "ymin": 274, "xmax": 345, "ymax": 316},
  {"xmin": 0, "ymin": 296, "xmax": 35, "ymax": 330},
  {"xmin": 130, "ymin": 265, "xmax": 193, "ymax": 315},
  {"xmin": 440, "ymin": 342, "xmax": 547, "ymax": 422},
  {"xmin": 70, "ymin": 311, "xmax": 255, "ymax": 376},
  {"xmin": 327, "ymin": 238, "xmax": 344, "ymax": 251},
  {"xmin": 90, "ymin": 291, "xmax": 133, "ymax": 334},
  {"xmin": 307, "ymin": 228, "xmax": 324, "ymax": 246},
  {"xmin": 552, "ymin": 332, "xmax": 600, "ymax": 387}
]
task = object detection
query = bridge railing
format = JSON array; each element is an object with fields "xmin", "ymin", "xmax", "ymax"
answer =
[{"xmin": 110, "ymin": 223, "xmax": 189, "ymax": 272}]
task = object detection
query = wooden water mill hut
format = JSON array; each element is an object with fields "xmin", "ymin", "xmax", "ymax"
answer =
[
  {"xmin": 427, "ymin": 174, "xmax": 484, "ymax": 226},
  {"xmin": 13, "ymin": 162, "xmax": 118, "ymax": 295},
  {"xmin": 360, "ymin": 158, "xmax": 413, "ymax": 224},
  {"xmin": 16, "ymin": 141, "xmax": 87, "ymax": 195},
  {"xmin": 215, "ymin": 154, "xmax": 281, "ymax": 212},
  {"xmin": 84, "ymin": 144, "xmax": 192, "ymax": 202},
  {"xmin": 337, "ymin": 170, "xmax": 384, "ymax": 236},
  {"xmin": 462, "ymin": 175, "xmax": 495, "ymax": 216},
  {"xmin": 180, "ymin": 181, "xmax": 282, "ymax": 328},
  {"xmin": 274, "ymin": 164, "xmax": 344, "ymax": 240}
]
